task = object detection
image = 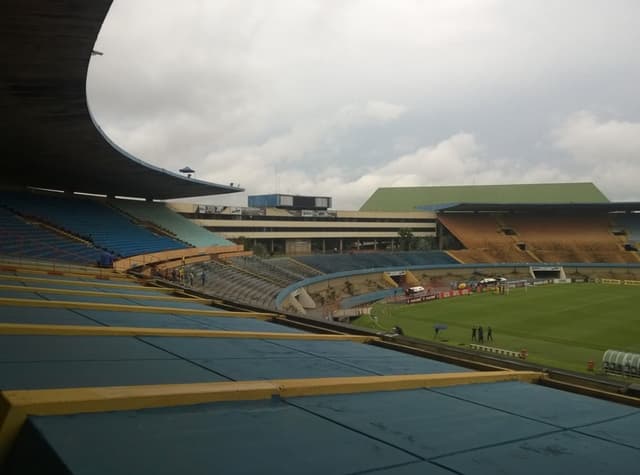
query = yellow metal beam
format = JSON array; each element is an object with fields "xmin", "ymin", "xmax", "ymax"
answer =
[
  {"xmin": 276, "ymin": 371, "xmax": 542, "ymax": 398},
  {"xmin": 0, "ymin": 284, "xmax": 212, "ymax": 303},
  {"xmin": 0, "ymin": 370, "xmax": 541, "ymax": 462},
  {"xmin": 0, "ymin": 323, "xmax": 376, "ymax": 342},
  {"xmin": 0, "ymin": 297, "xmax": 277, "ymax": 319},
  {"xmin": 0, "ymin": 273, "xmax": 163, "ymax": 291},
  {"xmin": 0, "ymin": 265, "xmax": 128, "ymax": 281}
]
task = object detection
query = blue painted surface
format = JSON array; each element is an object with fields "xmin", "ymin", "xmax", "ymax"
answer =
[
  {"xmin": 75, "ymin": 310, "xmax": 211, "ymax": 329},
  {"xmin": 328, "ymin": 354, "xmax": 470, "ymax": 376},
  {"xmin": 433, "ymin": 381, "xmax": 639, "ymax": 428},
  {"xmin": 123, "ymin": 298, "xmax": 221, "ymax": 310},
  {"xmin": 35, "ymin": 293, "xmax": 137, "ymax": 305},
  {"xmin": 17, "ymin": 400, "xmax": 419, "ymax": 475},
  {"xmin": 179, "ymin": 315, "xmax": 304, "ymax": 333},
  {"xmin": 0, "ymin": 306, "xmax": 100, "ymax": 326},
  {"xmin": 138, "ymin": 337, "xmax": 301, "ymax": 360},
  {"xmin": 10, "ymin": 383, "xmax": 640, "ymax": 474},
  {"xmin": 366, "ymin": 461, "xmax": 458, "ymax": 474},
  {"xmin": 268, "ymin": 339, "xmax": 469, "ymax": 375},
  {"xmin": 576, "ymin": 412, "xmax": 640, "ymax": 449},
  {"xmin": 0, "ymin": 278, "xmax": 25, "ymax": 286},
  {"xmin": 266, "ymin": 339, "xmax": 413, "ymax": 358},
  {"xmin": 290, "ymin": 388, "xmax": 558, "ymax": 459},
  {"xmin": 0, "ymin": 290, "xmax": 45, "ymax": 300},
  {"xmin": 2, "ymin": 281, "xmax": 77, "ymax": 290},
  {"xmin": 435, "ymin": 431, "xmax": 640, "ymax": 474},
  {"xmin": 0, "ymin": 279, "xmax": 160, "ymax": 294},
  {"xmin": 0, "ymin": 335, "xmax": 175, "ymax": 362},
  {"xmin": 0, "ymin": 359, "xmax": 227, "ymax": 390},
  {"xmin": 195, "ymin": 355, "xmax": 373, "ymax": 380},
  {"xmin": 88, "ymin": 286, "xmax": 171, "ymax": 295}
]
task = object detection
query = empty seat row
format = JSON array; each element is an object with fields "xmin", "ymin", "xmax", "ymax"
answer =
[
  {"xmin": 0, "ymin": 207, "xmax": 102, "ymax": 265},
  {"xmin": 0, "ymin": 191, "xmax": 188, "ymax": 257}
]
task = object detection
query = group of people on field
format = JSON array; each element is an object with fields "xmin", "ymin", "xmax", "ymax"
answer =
[{"xmin": 471, "ymin": 325, "xmax": 493, "ymax": 344}]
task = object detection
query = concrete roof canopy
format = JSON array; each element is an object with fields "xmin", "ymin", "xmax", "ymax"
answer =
[{"xmin": 0, "ymin": 1, "xmax": 241, "ymax": 200}]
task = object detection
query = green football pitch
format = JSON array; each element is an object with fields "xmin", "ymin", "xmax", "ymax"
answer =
[{"xmin": 353, "ymin": 283, "xmax": 640, "ymax": 374}]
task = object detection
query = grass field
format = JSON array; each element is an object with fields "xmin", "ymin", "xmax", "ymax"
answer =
[{"xmin": 353, "ymin": 283, "xmax": 640, "ymax": 374}]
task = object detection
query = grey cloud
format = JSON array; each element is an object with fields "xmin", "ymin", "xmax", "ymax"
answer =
[
  {"xmin": 551, "ymin": 111, "xmax": 640, "ymax": 200},
  {"xmin": 88, "ymin": 1, "xmax": 640, "ymax": 207}
]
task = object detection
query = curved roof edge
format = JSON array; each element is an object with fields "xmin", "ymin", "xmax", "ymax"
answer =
[{"xmin": 0, "ymin": 1, "xmax": 242, "ymax": 200}]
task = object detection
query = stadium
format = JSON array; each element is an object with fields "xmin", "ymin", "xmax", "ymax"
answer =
[{"xmin": 1, "ymin": 2, "xmax": 640, "ymax": 474}]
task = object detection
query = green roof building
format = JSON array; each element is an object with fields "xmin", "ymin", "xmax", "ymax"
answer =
[{"xmin": 359, "ymin": 182, "xmax": 609, "ymax": 212}]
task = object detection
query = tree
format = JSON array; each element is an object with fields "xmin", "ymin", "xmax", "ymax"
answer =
[{"xmin": 398, "ymin": 228, "xmax": 414, "ymax": 251}]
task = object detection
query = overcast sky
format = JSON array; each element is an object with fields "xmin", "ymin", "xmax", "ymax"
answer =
[{"xmin": 87, "ymin": 0, "xmax": 640, "ymax": 209}]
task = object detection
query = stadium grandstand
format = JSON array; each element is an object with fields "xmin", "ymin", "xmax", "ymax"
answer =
[
  {"xmin": 1, "ymin": 2, "xmax": 640, "ymax": 474},
  {"xmin": 361, "ymin": 183, "xmax": 640, "ymax": 265}
]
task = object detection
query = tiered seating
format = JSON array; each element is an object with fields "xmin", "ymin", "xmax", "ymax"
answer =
[
  {"xmin": 504, "ymin": 214, "xmax": 636, "ymax": 263},
  {"xmin": 0, "ymin": 207, "xmax": 102, "ymax": 264},
  {"xmin": 267, "ymin": 257, "xmax": 325, "ymax": 278},
  {"xmin": 295, "ymin": 251, "xmax": 458, "ymax": 273},
  {"xmin": 229, "ymin": 256, "xmax": 304, "ymax": 287},
  {"xmin": 0, "ymin": 191, "xmax": 187, "ymax": 258},
  {"xmin": 614, "ymin": 214, "xmax": 640, "ymax": 246},
  {"xmin": 438, "ymin": 214, "xmax": 531, "ymax": 263},
  {"xmin": 187, "ymin": 260, "xmax": 282, "ymax": 309},
  {"xmin": 113, "ymin": 199, "xmax": 232, "ymax": 247},
  {"xmin": 439, "ymin": 212, "xmax": 636, "ymax": 264},
  {"xmin": 448, "ymin": 247, "xmax": 526, "ymax": 264}
]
